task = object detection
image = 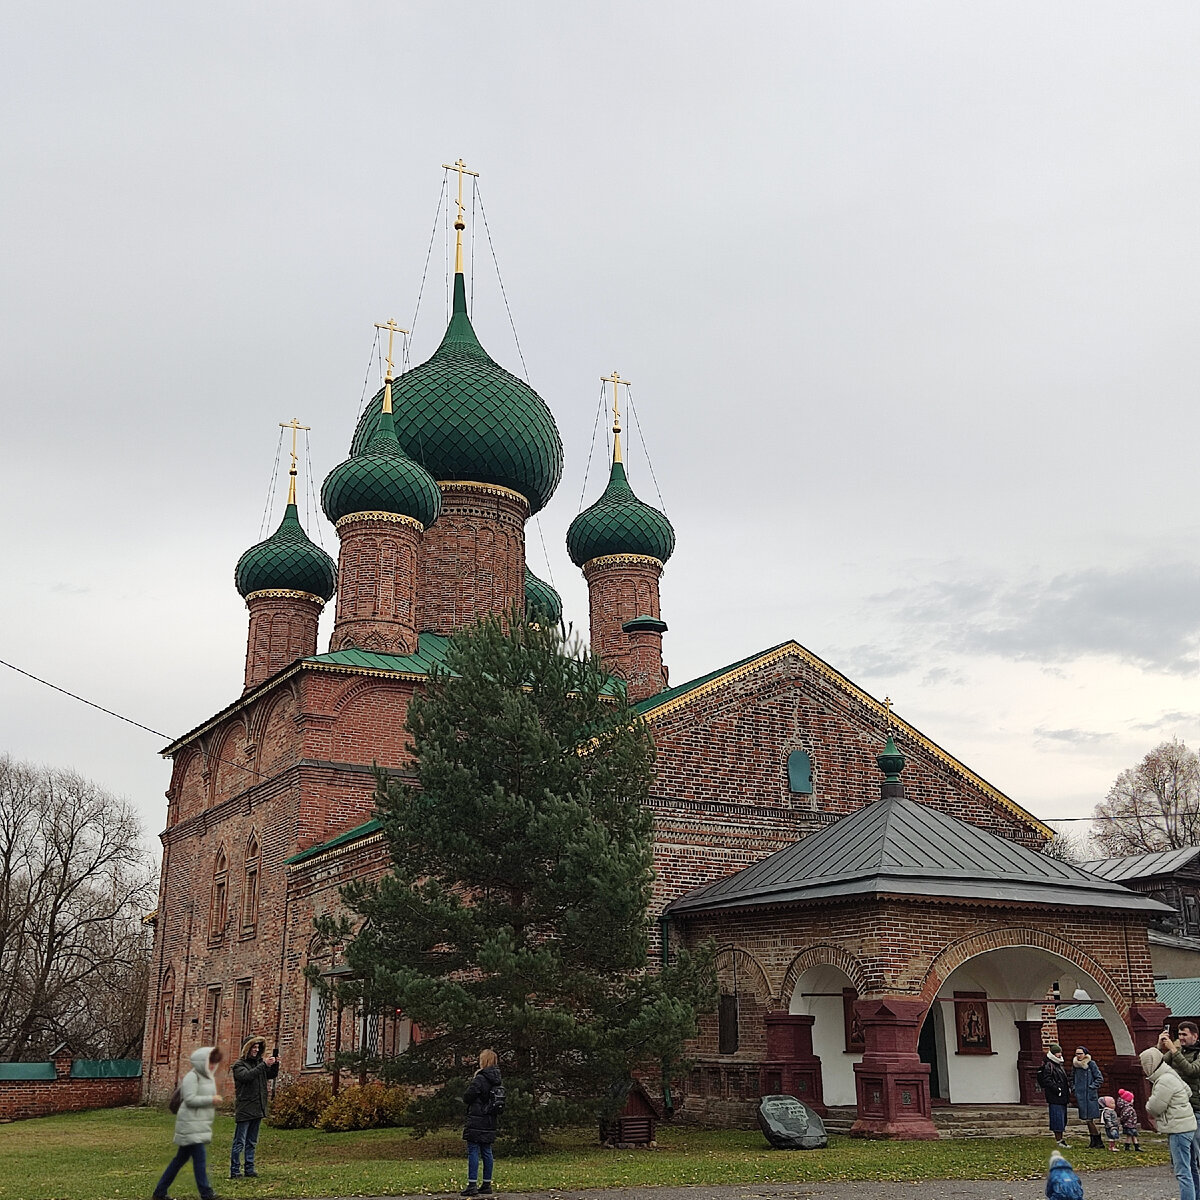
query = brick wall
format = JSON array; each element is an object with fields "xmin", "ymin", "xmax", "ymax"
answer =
[
  {"xmin": 583, "ymin": 555, "xmax": 665, "ymax": 701},
  {"xmin": 0, "ymin": 1055, "xmax": 141, "ymax": 1122},
  {"xmin": 243, "ymin": 593, "xmax": 323, "ymax": 691},
  {"xmin": 330, "ymin": 516, "xmax": 421, "ymax": 654}
]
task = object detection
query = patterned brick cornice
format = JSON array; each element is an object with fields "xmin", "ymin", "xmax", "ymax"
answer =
[
  {"xmin": 640, "ymin": 641, "xmax": 1052, "ymax": 839},
  {"xmin": 334, "ymin": 511, "xmax": 424, "ymax": 532},
  {"xmin": 582, "ymin": 553, "xmax": 664, "ymax": 577},
  {"xmin": 244, "ymin": 588, "xmax": 327, "ymax": 608},
  {"xmin": 438, "ymin": 480, "xmax": 530, "ymax": 512}
]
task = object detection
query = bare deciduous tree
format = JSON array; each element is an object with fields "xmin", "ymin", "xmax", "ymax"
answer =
[
  {"xmin": 0, "ymin": 756, "xmax": 156, "ymax": 1061},
  {"xmin": 1091, "ymin": 739, "xmax": 1200, "ymax": 857}
]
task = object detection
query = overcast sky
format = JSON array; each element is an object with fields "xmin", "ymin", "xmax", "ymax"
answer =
[{"xmin": 3, "ymin": 2, "xmax": 1199, "ymax": 848}]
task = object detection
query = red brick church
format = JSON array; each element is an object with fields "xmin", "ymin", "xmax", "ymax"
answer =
[{"xmin": 143, "ymin": 187, "xmax": 1172, "ymax": 1137}]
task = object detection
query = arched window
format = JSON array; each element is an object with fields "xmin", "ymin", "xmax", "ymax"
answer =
[
  {"xmin": 209, "ymin": 848, "xmax": 229, "ymax": 941},
  {"xmin": 787, "ymin": 749, "xmax": 813, "ymax": 795},
  {"xmin": 157, "ymin": 966, "xmax": 176, "ymax": 1062},
  {"xmin": 242, "ymin": 834, "xmax": 260, "ymax": 936}
]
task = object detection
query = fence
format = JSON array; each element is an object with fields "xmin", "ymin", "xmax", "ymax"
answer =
[{"xmin": 0, "ymin": 1047, "xmax": 142, "ymax": 1122}]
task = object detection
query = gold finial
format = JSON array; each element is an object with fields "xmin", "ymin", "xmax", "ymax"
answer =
[
  {"xmin": 279, "ymin": 417, "xmax": 311, "ymax": 506},
  {"xmin": 602, "ymin": 370, "xmax": 630, "ymax": 464},
  {"xmin": 441, "ymin": 157, "xmax": 479, "ymax": 274},
  {"xmin": 883, "ymin": 696, "xmax": 893, "ymax": 727}
]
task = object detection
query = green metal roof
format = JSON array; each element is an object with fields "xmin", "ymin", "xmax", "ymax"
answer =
[
  {"xmin": 304, "ymin": 631, "xmax": 454, "ymax": 676},
  {"xmin": 351, "ymin": 274, "xmax": 562, "ymax": 515},
  {"xmin": 286, "ymin": 817, "xmax": 382, "ymax": 865},
  {"xmin": 666, "ymin": 796, "xmax": 1174, "ymax": 917},
  {"xmin": 567, "ymin": 459, "xmax": 675, "ymax": 567},
  {"xmin": 323, "ymin": 404, "xmax": 442, "ymax": 528},
  {"xmin": 235, "ymin": 503, "xmax": 337, "ymax": 601},
  {"xmin": 0, "ymin": 1062, "xmax": 55, "ymax": 1080},
  {"xmin": 1158, "ymin": 978, "xmax": 1200, "ymax": 1016},
  {"xmin": 70, "ymin": 1059, "xmax": 141, "ymax": 1078},
  {"xmin": 524, "ymin": 566, "xmax": 563, "ymax": 625}
]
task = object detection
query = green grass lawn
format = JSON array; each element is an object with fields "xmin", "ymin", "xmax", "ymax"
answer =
[{"xmin": 0, "ymin": 1107, "xmax": 1171, "ymax": 1200}]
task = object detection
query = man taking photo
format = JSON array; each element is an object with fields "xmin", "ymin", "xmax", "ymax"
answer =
[
  {"xmin": 1160, "ymin": 1021, "xmax": 1200, "ymax": 1197},
  {"xmin": 231, "ymin": 1036, "xmax": 280, "ymax": 1179}
]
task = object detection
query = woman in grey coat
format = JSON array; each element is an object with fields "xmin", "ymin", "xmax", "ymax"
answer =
[{"xmin": 153, "ymin": 1047, "xmax": 224, "ymax": 1200}]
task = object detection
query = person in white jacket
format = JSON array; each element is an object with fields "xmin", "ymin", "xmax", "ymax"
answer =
[
  {"xmin": 153, "ymin": 1047, "xmax": 224, "ymax": 1200},
  {"xmin": 1142, "ymin": 1046, "xmax": 1198, "ymax": 1200}
]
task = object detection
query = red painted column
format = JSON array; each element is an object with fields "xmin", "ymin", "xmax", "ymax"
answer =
[
  {"xmin": 1112, "ymin": 1002, "xmax": 1172, "ymax": 1128},
  {"xmin": 1015, "ymin": 1020, "xmax": 1047, "ymax": 1105},
  {"xmin": 762, "ymin": 1012, "xmax": 826, "ymax": 1114},
  {"xmin": 850, "ymin": 998, "xmax": 938, "ymax": 1139}
]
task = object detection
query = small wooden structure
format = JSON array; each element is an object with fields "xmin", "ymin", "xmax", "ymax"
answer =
[{"xmin": 600, "ymin": 1078, "xmax": 662, "ymax": 1147}]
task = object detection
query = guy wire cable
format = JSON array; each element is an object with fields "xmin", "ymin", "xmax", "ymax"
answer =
[
  {"xmin": 476, "ymin": 184, "xmax": 531, "ymax": 383},
  {"xmin": 257, "ymin": 428, "xmax": 285, "ymax": 539},
  {"xmin": 406, "ymin": 175, "xmax": 447, "ymax": 369},
  {"xmin": 576, "ymin": 383, "xmax": 607, "ymax": 514}
]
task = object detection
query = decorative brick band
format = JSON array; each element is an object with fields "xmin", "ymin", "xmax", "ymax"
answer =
[
  {"xmin": 778, "ymin": 942, "xmax": 871, "ymax": 1006},
  {"xmin": 438, "ymin": 480, "xmax": 531, "ymax": 512},
  {"xmin": 243, "ymin": 589, "xmax": 327, "ymax": 608},
  {"xmin": 582, "ymin": 553, "xmax": 664, "ymax": 577},
  {"xmin": 334, "ymin": 511, "xmax": 424, "ymax": 532}
]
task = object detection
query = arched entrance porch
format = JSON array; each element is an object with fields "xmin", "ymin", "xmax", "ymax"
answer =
[{"xmin": 788, "ymin": 963, "xmax": 862, "ymax": 1106}]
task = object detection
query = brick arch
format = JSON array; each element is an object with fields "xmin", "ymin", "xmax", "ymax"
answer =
[
  {"xmin": 779, "ymin": 943, "xmax": 870, "ymax": 1007},
  {"xmin": 919, "ymin": 926, "xmax": 1131, "ymax": 1022},
  {"xmin": 714, "ymin": 945, "xmax": 772, "ymax": 1003},
  {"xmin": 328, "ymin": 676, "xmax": 395, "ymax": 718},
  {"xmin": 255, "ymin": 688, "xmax": 300, "ymax": 777},
  {"xmin": 248, "ymin": 678, "xmax": 300, "ymax": 743},
  {"xmin": 209, "ymin": 716, "xmax": 253, "ymax": 807}
]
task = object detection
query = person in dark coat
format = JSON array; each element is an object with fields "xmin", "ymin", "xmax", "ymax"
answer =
[
  {"xmin": 1072, "ymin": 1046, "xmax": 1104, "ymax": 1148},
  {"xmin": 461, "ymin": 1049, "xmax": 502, "ymax": 1197},
  {"xmin": 1036, "ymin": 1042, "xmax": 1071, "ymax": 1147},
  {"xmin": 230, "ymin": 1035, "xmax": 279, "ymax": 1178}
]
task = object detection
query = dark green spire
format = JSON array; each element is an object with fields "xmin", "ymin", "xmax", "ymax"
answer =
[
  {"xmin": 566, "ymin": 459, "xmax": 675, "ymax": 567},
  {"xmin": 877, "ymin": 732, "xmax": 906, "ymax": 800},
  {"xmin": 349, "ymin": 273, "xmax": 562, "ymax": 515},
  {"xmin": 235, "ymin": 502, "xmax": 337, "ymax": 601}
]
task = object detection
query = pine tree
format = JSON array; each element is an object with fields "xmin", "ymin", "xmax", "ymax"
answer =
[{"xmin": 316, "ymin": 614, "xmax": 713, "ymax": 1144}]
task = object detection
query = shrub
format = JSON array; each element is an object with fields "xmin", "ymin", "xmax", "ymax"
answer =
[
  {"xmin": 315, "ymin": 1081, "xmax": 413, "ymax": 1132},
  {"xmin": 268, "ymin": 1076, "xmax": 334, "ymax": 1128}
]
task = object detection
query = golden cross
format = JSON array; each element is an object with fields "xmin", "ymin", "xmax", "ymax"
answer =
[
  {"xmin": 279, "ymin": 417, "xmax": 311, "ymax": 504},
  {"xmin": 441, "ymin": 157, "xmax": 479, "ymax": 272},
  {"xmin": 883, "ymin": 696, "xmax": 893, "ymax": 726},
  {"xmin": 602, "ymin": 370, "xmax": 630, "ymax": 463},
  {"xmin": 374, "ymin": 319, "xmax": 409, "ymax": 382}
]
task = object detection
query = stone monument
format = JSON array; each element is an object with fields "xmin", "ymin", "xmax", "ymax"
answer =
[{"xmin": 757, "ymin": 1093, "xmax": 829, "ymax": 1150}]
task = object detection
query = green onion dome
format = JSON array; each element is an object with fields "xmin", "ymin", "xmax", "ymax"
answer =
[
  {"xmin": 350, "ymin": 274, "xmax": 563, "ymax": 515},
  {"xmin": 524, "ymin": 565, "xmax": 563, "ymax": 626},
  {"xmin": 322, "ymin": 403, "xmax": 442, "ymax": 529},
  {"xmin": 235, "ymin": 503, "xmax": 337, "ymax": 602},
  {"xmin": 566, "ymin": 459, "xmax": 675, "ymax": 567}
]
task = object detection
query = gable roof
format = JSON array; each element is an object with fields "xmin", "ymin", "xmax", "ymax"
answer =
[
  {"xmin": 1079, "ymin": 846, "xmax": 1200, "ymax": 883},
  {"xmin": 633, "ymin": 640, "xmax": 1051, "ymax": 838},
  {"xmin": 665, "ymin": 796, "xmax": 1171, "ymax": 917}
]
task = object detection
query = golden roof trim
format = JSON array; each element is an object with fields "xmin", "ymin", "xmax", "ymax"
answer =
[
  {"xmin": 639, "ymin": 641, "xmax": 1052, "ymax": 839},
  {"xmin": 334, "ymin": 511, "xmax": 424, "ymax": 532},
  {"xmin": 438, "ymin": 480, "xmax": 530, "ymax": 509},
  {"xmin": 583, "ymin": 553, "xmax": 664, "ymax": 574},
  {"xmin": 244, "ymin": 588, "xmax": 327, "ymax": 608}
]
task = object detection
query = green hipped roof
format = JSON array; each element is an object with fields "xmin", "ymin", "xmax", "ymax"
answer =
[
  {"xmin": 350, "ymin": 274, "xmax": 563, "ymax": 515},
  {"xmin": 566, "ymin": 459, "xmax": 675, "ymax": 567},
  {"xmin": 235, "ymin": 503, "xmax": 337, "ymax": 601},
  {"xmin": 524, "ymin": 565, "xmax": 563, "ymax": 625},
  {"xmin": 322, "ymin": 404, "xmax": 442, "ymax": 528}
]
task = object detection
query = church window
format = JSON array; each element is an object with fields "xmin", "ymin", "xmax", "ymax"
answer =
[
  {"xmin": 209, "ymin": 849, "xmax": 229, "ymax": 941},
  {"xmin": 204, "ymin": 985, "xmax": 222, "ymax": 1046},
  {"xmin": 718, "ymin": 993, "xmax": 740, "ymax": 1054},
  {"xmin": 242, "ymin": 835, "xmax": 260, "ymax": 936},
  {"xmin": 156, "ymin": 967, "xmax": 175, "ymax": 1062},
  {"xmin": 787, "ymin": 750, "xmax": 813, "ymax": 795},
  {"xmin": 306, "ymin": 985, "xmax": 329, "ymax": 1068},
  {"xmin": 233, "ymin": 979, "xmax": 252, "ymax": 1052}
]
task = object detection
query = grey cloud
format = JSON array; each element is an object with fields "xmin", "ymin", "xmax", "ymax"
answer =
[
  {"xmin": 875, "ymin": 563, "xmax": 1200, "ymax": 675},
  {"xmin": 1130, "ymin": 710, "xmax": 1200, "ymax": 732},
  {"xmin": 1033, "ymin": 726, "xmax": 1106, "ymax": 746}
]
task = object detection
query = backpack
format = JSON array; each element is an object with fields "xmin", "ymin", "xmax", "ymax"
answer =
[
  {"xmin": 488, "ymin": 1084, "xmax": 506, "ymax": 1116},
  {"xmin": 168, "ymin": 1084, "xmax": 183, "ymax": 1114}
]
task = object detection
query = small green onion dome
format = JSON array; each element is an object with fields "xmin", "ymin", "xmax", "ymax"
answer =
[
  {"xmin": 235, "ymin": 503, "xmax": 337, "ymax": 602},
  {"xmin": 350, "ymin": 274, "xmax": 563, "ymax": 515},
  {"xmin": 524, "ymin": 566, "xmax": 563, "ymax": 626},
  {"xmin": 877, "ymin": 733, "xmax": 906, "ymax": 780},
  {"xmin": 322, "ymin": 404, "xmax": 442, "ymax": 529},
  {"xmin": 566, "ymin": 459, "xmax": 675, "ymax": 567}
]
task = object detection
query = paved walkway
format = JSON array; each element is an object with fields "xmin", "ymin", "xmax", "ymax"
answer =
[{"xmin": 349, "ymin": 1164, "xmax": 1177, "ymax": 1200}]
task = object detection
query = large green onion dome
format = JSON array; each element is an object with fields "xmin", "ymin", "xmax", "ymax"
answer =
[
  {"xmin": 235, "ymin": 502, "xmax": 337, "ymax": 601},
  {"xmin": 524, "ymin": 565, "xmax": 563, "ymax": 626},
  {"xmin": 350, "ymin": 274, "xmax": 563, "ymax": 515},
  {"xmin": 322, "ymin": 403, "xmax": 442, "ymax": 529},
  {"xmin": 566, "ymin": 459, "xmax": 675, "ymax": 567}
]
